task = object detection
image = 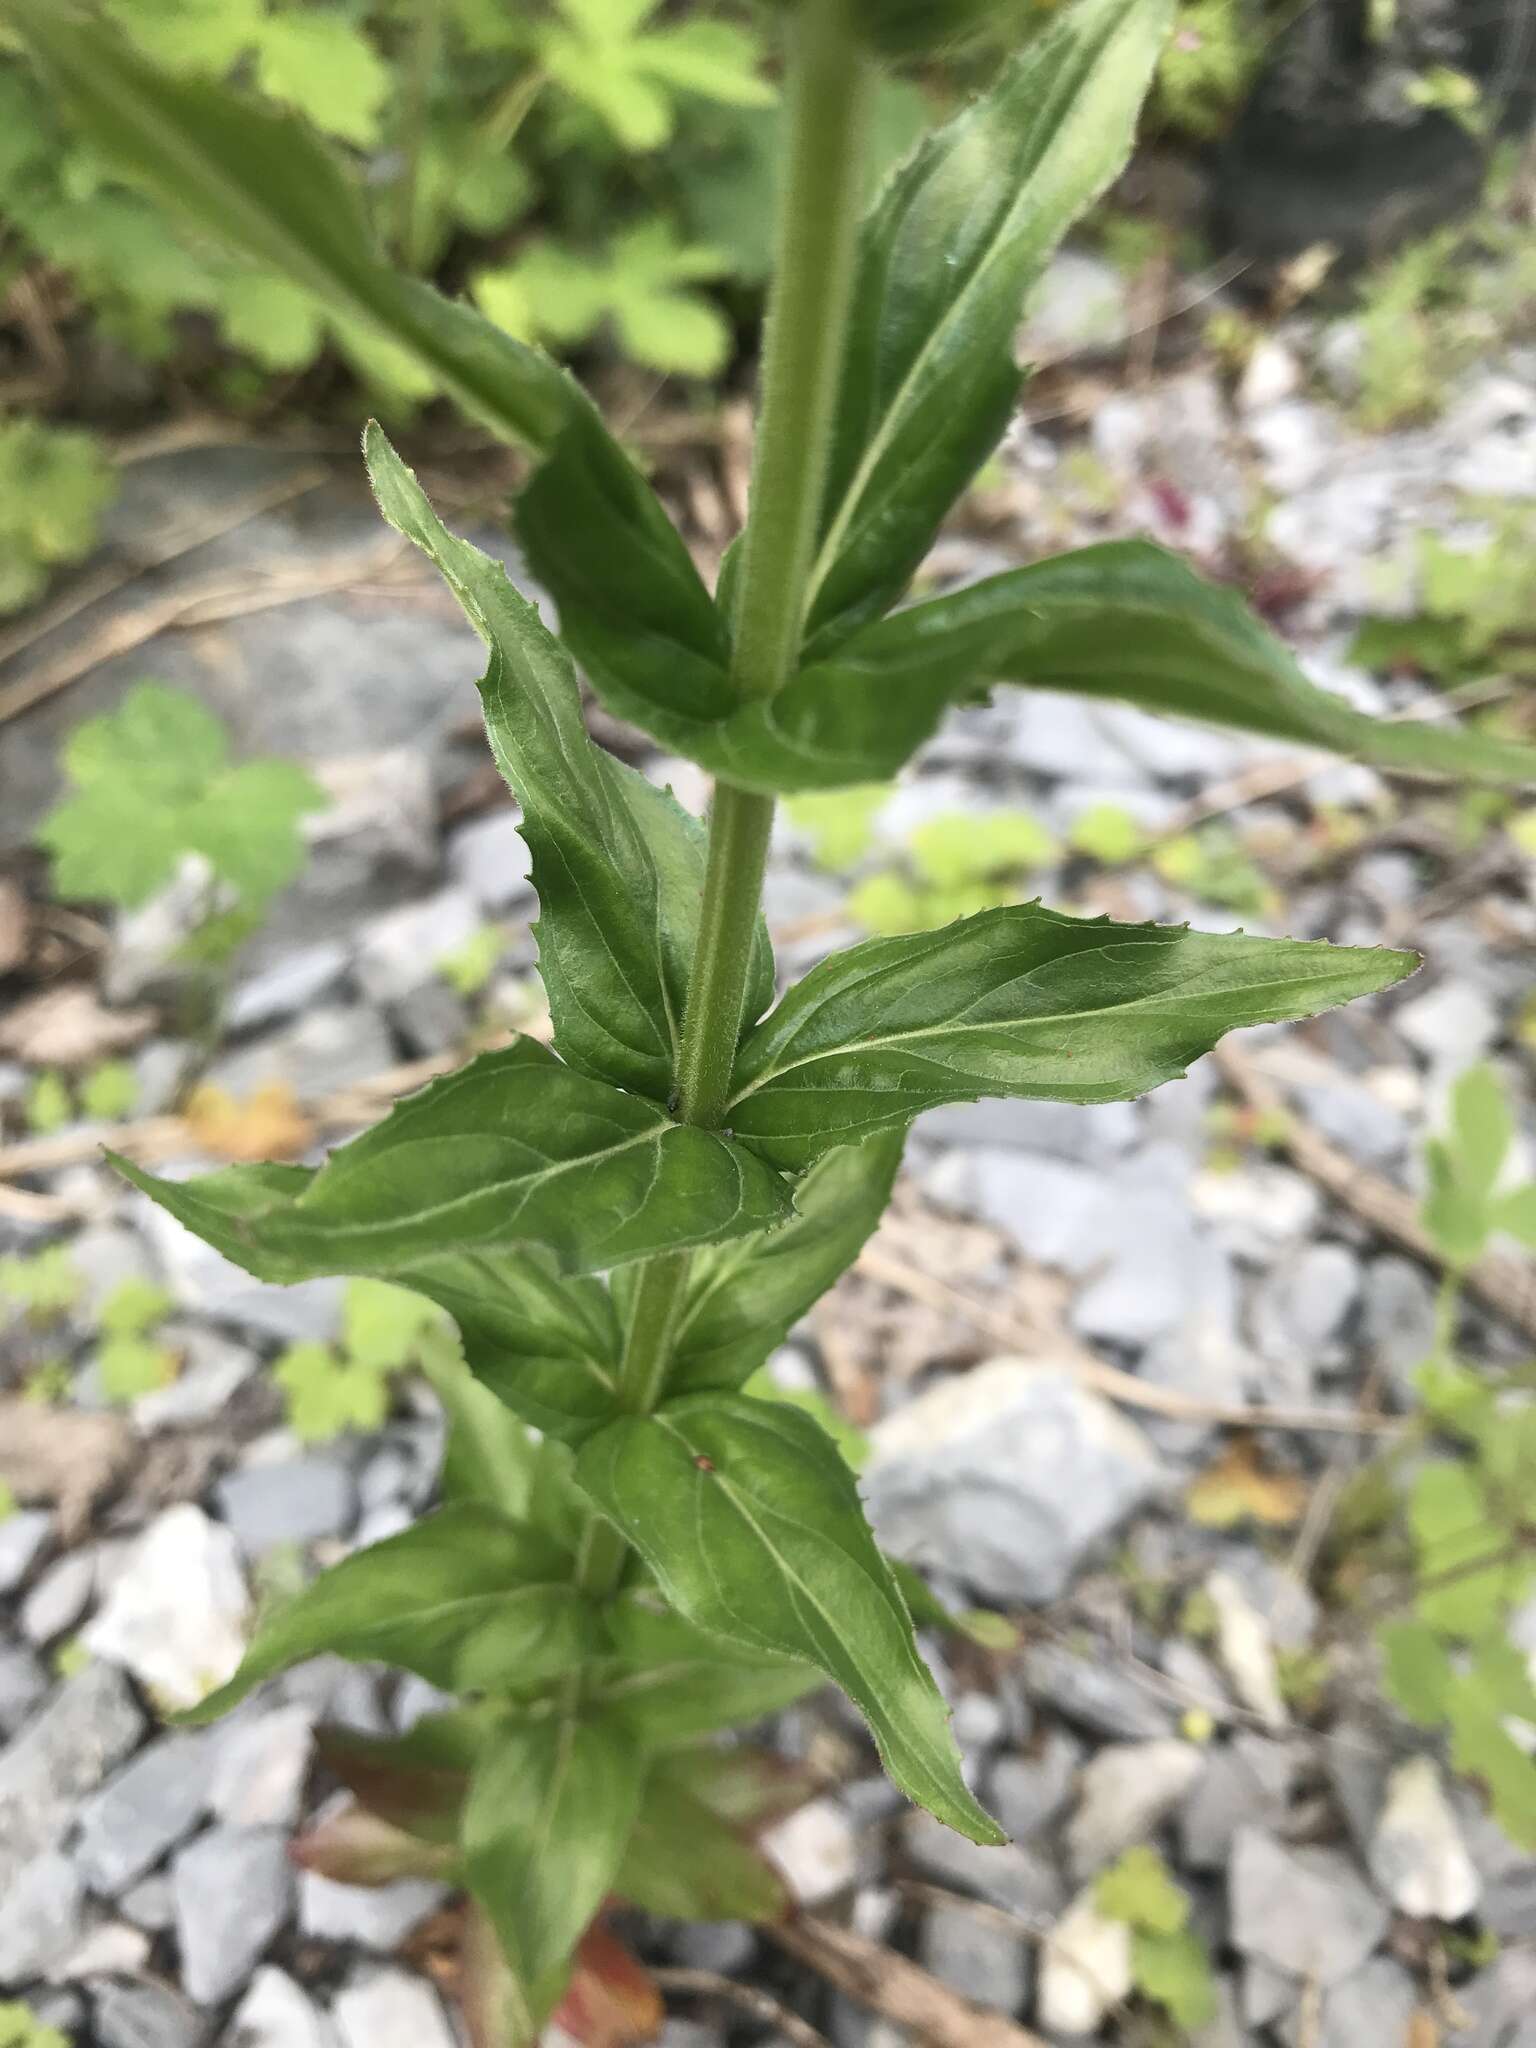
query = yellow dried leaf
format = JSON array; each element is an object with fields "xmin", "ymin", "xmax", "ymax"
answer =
[
  {"xmin": 185, "ymin": 1080, "xmax": 314, "ymax": 1162},
  {"xmin": 1186, "ymin": 1438, "xmax": 1308, "ymax": 1530}
]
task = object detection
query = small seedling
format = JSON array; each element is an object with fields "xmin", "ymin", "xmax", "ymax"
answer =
[
  {"xmin": 273, "ymin": 1277, "xmax": 451, "ymax": 1442},
  {"xmin": 23, "ymin": 1070, "xmax": 72, "ymax": 1136},
  {"xmin": 1421, "ymin": 1063, "xmax": 1536, "ymax": 1279},
  {"xmin": 1336, "ymin": 1063, "xmax": 1536, "ymax": 1849},
  {"xmin": 0, "ymin": 2000, "xmax": 69, "ymax": 2048},
  {"xmin": 93, "ymin": 1277, "xmax": 178, "ymax": 1405},
  {"xmin": 437, "ymin": 923, "xmax": 506, "ymax": 1000},
  {"xmin": 1351, "ymin": 506, "xmax": 1536, "ymax": 686},
  {"xmin": 0, "ymin": 1247, "xmax": 80, "ymax": 1324},
  {"xmin": 79, "ymin": 1059, "xmax": 139, "ymax": 1122},
  {"xmin": 22, "ymin": 1360, "xmax": 71, "ymax": 1407},
  {"xmin": 52, "ymin": 1637, "xmax": 90, "ymax": 1680},
  {"xmin": 1151, "ymin": 823, "xmax": 1275, "ymax": 918},
  {"xmin": 1096, "ymin": 1846, "xmax": 1218, "ymax": 2031},
  {"xmin": 0, "ymin": 415, "xmax": 116, "ymax": 616},
  {"xmin": 37, "ymin": 680, "xmax": 324, "ymax": 941},
  {"xmin": 18, "ymin": 0, "xmax": 1535, "ymax": 2034}
]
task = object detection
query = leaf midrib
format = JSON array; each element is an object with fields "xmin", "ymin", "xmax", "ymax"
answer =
[
  {"xmin": 728, "ymin": 945, "xmax": 1385, "ymax": 1105},
  {"xmin": 650, "ymin": 1410, "xmax": 966, "ymax": 1821}
]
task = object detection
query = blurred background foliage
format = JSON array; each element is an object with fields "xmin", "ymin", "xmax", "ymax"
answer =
[
  {"xmin": 0, "ymin": 0, "xmax": 1280, "ymax": 613},
  {"xmin": 0, "ymin": 0, "xmax": 1531, "ymax": 617}
]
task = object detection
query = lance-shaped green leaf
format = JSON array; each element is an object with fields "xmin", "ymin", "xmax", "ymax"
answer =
[
  {"xmin": 114, "ymin": 1039, "xmax": 792, "ymax": 1279},
  {"xmin": 783, "ymin": 540, "xmax": 1536, "ymax": 790},
  {"xmin": 181, "ymin": 1506, "xmax": 600, "ymax": 1723},
  {"xmin": 799, "ymin": 0, "xmax": 1173, "ymax": 648},
  {"xmin": 463, "ymin": 1711, "xmax": 644, "ymax": 2039},
  {"xmin": 616, "ymin": 1758, "xmax": 788, "ymax": 1923},
  {"xmin": 595, "ymin": 1593, "xmax": 820, "ymax": 1745},
  {"xmin": 10, "ymin": 3, "xmax": 574, "ymax": 453},
  {"xmin": 615, "ymin": 1130, "xmax": 904, "ymax": 1396},
  {"xmin": 403, "ymin": 1246, "xmax": 623, "ymax": 1441},
  {"xmin": 368, "ymin": 428, "xmax": 772, "ymax": 1097},
  {"xmin": 575, "ymin": 1394, "xmax": 1003, "ymax": 1843},
  {"xmin": 724, "ymin": 902, "xmax": 1417, "ymax": 1170}
]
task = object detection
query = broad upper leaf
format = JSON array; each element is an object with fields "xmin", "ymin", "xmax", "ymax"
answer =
[
  {"xmin": 114, "ymin": 1038, "xmax": 793, "ymax": 1278},
  {"xmin": 13, "ymin": 4, "xmax": 575, "ymax": 453},
  {"xmin": 787, "ymin": 540, "xmax": 1536, "ymax": 789},
  {"xmin": 182, "ymin": 1506, "xmax": 600, "ymax": 1722},
  {"xmin": 403, "ymin": 1246, "xmax": 624, "ymax": 1440},
  {"xmin": 368, "ymin": 428, "xmax": 772, "ymax": 1098},
  {"xmin": 799, "ymin": 0, "xmax": 1173, "ymax": 648},
  {"xmin": 463, "ymin": 1710, "xmax": 643, "ymax": 2039},
  {"xmin": 595, "ymin": 1592, "xmax": 821, "ymax": 1744},
  {"xmin": 616, "ymin": 1757, "xmax": 788, "ymax": 1923},
  {"xmin": 575, "ymin": 1393, "xmax": 1003, "ymax": 1843},
  {"xmin": 723, "ymin": 902, "xmax": 1417, "ymax": 1170},
  {"xmin": 646, "ymin": 1131, "xmax": 904, "ymax": 1394}
]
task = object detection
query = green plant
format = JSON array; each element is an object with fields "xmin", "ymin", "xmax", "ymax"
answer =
[
  {"xmin": 1350, "ymin": 1065, "xmax": 1536, "ymax": 1847},
  {"xmin": 93, "ymin": 1276, "xmax": 178, "ymax": 1403},
  {"xmin": 475, "ymin": 219, "xmax": 736, "ymax": 379},
  {"xmin": 436, "ymin": 922, "xmax": 507, "ymax": 1001},
  {"xmin": 800, "ymin": 789, "xmax": 1277, "ymax": 935},
  {"xmin": 1379, "ymin": 1356, "xmax": 1536, "ymax": 1848},
  {"xmin": 1421, "ymin": 1063, "xmax": 1536, "ymax": 1289},
  {"xmin": 848, "ymin": 806, "xmax": 1060, "ymax": 932},
  {"xmin": 1097, "ymin": 1845, "xmax": 1218, "ymax": 2030},
  {"xmin": 0, "ymin": 0, "xmax": 783, "ymax": 610},
  {"xmin": 20, "ymin": 0, "xmax": 1536, "ymax": 2034},
  {"xmin": 274, "ymin": 1278, "xmax": 454, "ymax": 1442},
  {"xmin": 37, "ymin": 682, "xmax": 324, "ymax": 1081},
  {"xmin": 19, "ymin": 1058, "xmax": 140, "ymax": 1134},
  {"xmin": 0, "ymin": 1246, "xmax": 80, "ymax": 1324},
  {"xmin": 0, "ymin": 414, "xmax": 118, "ymax": 615},
  {"xmin": 23, "ymin": 1070, "xmax": 73, "ymax": 1136},
  {"xmin": 21, "ymin": 1361, "xmax": 72, "ymax": 1407},
  {"xmin": 1351, "ymin": 504, "xmax": 1536, "ymax": 687},
  {"xmin": 1150, "ymin": 0, "xmax": 1257, "ymax": 139},
  {"xmin": 1348, "ymin": 179, "xmax": 1536, "ymax": 433},
  {"xmin": 0, "ymin": 2001, "xmax": 69, "ymax": 2048},
  {"xmin": 38, "ymin": 681, "xmax": 322, "ymax": 933},
  {"xmin": 78, "ymin": 1059, "xmax": 140, "ymax": 1122},
  {"xmin": 1150, "ymin": 821, "xmax": 1274, "ymax": 918}
]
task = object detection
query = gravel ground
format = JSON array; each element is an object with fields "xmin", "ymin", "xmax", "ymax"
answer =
[{"xmin": 1, "ymin": 248, "xmax": 1534, "ymax": 2047}]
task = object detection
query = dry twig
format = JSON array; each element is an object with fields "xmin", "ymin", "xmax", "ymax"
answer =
[
  {"xmin": 768, "ymin": 1915, "xmax": 1050, "ymax": 2048},
  {"xmin": 0, "ymin": 536, "xmax": 414, "ymax": 728},
  {"xmin": 853, "ymin": 1243, "xmax": 1398, "ymax": 1437},
  {"xmin": 1215, "ymin": 1041, "xmax": 1536, "ymax": 1345},
  {"xmin": 651, "ymin": 1965, "xmax": 832, "ymax": 2048},
  {"xmin": 0, "ymin": 465, "xmax": 329, "ymax": 675}
]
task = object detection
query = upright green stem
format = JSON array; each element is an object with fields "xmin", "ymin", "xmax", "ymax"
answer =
[
  {"xmin": 574, "ymin": 0, "xmax": 874, "ymax": 1600},
  {"xmin": 673, "ymin": 0, "xmax": 874, "ymax": 1128},
  {"xmin": 394, "ymin": 0, "xmax": 443, "ymax": 273},
  {"xmin": 726, "ymin": 0, "xmax": 875, "ymax": 705}
]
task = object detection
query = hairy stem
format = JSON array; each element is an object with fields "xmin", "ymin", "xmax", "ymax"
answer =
[
  {"xmin": 727, "ymin": 0, "xmax": 875, "ymax": 704},
  {"xmin": 394, "ymin": 0, "xmax": 443, "ymax": 273},
  {"xmin": 574, "ymin": 0, "xmax": 874, "ymax": 1597}
]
